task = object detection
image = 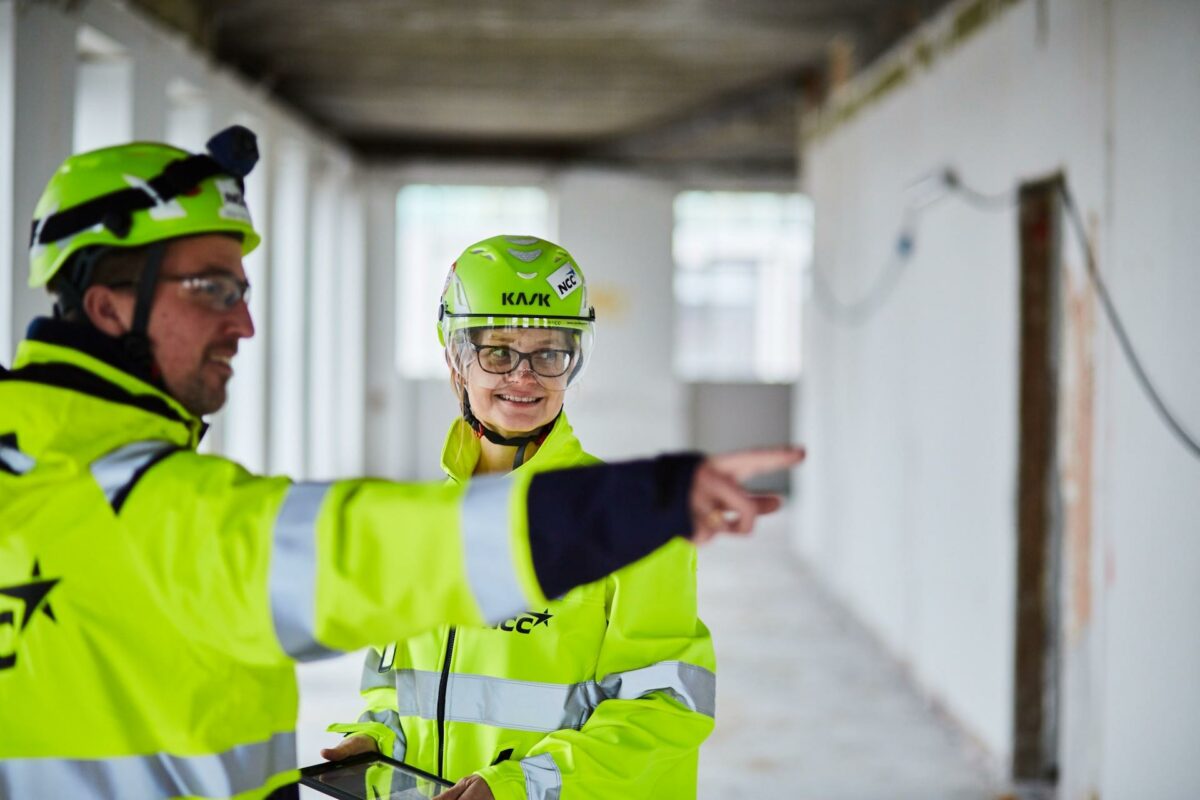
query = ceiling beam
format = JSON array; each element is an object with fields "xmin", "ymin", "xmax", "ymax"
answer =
[{"xmin": 584, "ymin": 66, "xmax": 816, "ymax": 162}]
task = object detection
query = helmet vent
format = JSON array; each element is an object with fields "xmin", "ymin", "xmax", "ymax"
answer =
[
  {"xmin": 469, "ymin": 248, "xmax": 495, "ymax": 261},
  {"xmin": 504, "ymin": 236, "xmax": 539, "ymax": 245},
  {"xmin": 508, "ymin": 248, "xmax": 542, "ymax": 262},
  {"xmin": 516, "ymin": 271, "xmax": 538, "ymax": 279}
]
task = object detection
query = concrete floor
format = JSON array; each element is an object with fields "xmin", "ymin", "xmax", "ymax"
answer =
[
  {"xmin": 297, "ymin": 504, "xmax": 1004, "ymax": 799},
  {"xmin": 696, "ymin": 505, "xmax": 1003, "ymax": 800}
]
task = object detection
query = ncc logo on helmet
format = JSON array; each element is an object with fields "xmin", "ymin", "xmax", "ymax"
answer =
[{"xmin": 546, "ymin": 263, "xmax": 581, "ymax": 300}]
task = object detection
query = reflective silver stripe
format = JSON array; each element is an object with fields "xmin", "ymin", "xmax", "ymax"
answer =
[
  {"xmin": 520, "ymin": 753, "xmax": 562, "ymax": 800},
  {"xmin": 90, "ymin": 440, "xmax": 176, "ymax": 506},
  {"xmin": 0, "ymin": 443, "xmax": 35, "ymax": 475},
  {"xmin": 270, "ymin": 482, "xmax": 339, "ymax": 661},
  {"xmin": 461, "ymin": 473, "xmax": 526, "ymax": 623},
  {"xmin": 394, "ymin": 669, "xmax": 442, "ymax": 719},
  {"xmin": 600, "ymin": 660, "xmax": 716, "ymax": 718},
  {"xmin": 392, "ymin": 660, "xmax": 714, "ymax": 734},
  {"xmin": 361, "ymin": 647, "xmax": 395, "ymax": 691},
  {"xmin": 0, "ymin": 731, "xmax": 296, "ymax": 798},
  {"xmin": 357, "ymin": 708, "xmax": 407, "ymax": 762},
  {"xmin": 395, "ymin": 669, "xmax": 603, "ymax": 732}
]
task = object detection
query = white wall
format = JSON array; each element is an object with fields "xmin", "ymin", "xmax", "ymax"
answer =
[
  {"xmin": 1099, "ymin": 3, "xmax": 1200, "ymax": 797},
  {"xmin": 798, "ymin": 0, "xmax": 1200, "ymax": 797}
]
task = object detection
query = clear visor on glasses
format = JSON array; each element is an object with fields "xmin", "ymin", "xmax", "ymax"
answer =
[{"xmin": 446, "ymin": 323, "xmax": 594, "ymax": 390}]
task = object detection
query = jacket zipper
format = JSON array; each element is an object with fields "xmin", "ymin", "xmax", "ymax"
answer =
[{"xmin": 436, "ymin": 626, "xmax": 457, "ymax": 779}]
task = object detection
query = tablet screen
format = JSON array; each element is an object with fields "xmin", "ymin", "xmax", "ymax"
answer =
[{"xmin": 299, "ymin": 752, "xmax": 453, "ymax": 799}]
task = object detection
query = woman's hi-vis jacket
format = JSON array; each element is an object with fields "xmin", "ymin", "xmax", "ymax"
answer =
[
  {"xmin": 331, "ymin": 414, "xmax": 717, "ymax": 800},
  {"xmin": 0, "ymin": 319, "xmax": 702, "ymax": 800}
]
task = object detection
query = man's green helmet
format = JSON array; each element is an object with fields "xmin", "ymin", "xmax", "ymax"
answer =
[
  {"xmin": 29, "ymin": 128, "xmax": 261, "ymax": 288},
  {"xmin": 439, "ymin": 235, "xmax": 596, "ymax": 388}
]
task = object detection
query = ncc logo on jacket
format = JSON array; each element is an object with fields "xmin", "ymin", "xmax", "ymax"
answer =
[
  {"xmin": 495, "ymin": 609, "xmax": 552, "ymax": 634},
  {"xmin": 0, "ymin": 560, "xmax": 60, "ymax": 671}
]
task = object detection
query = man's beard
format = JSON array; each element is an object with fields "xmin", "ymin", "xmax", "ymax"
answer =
[{"xmin": 173, "ymin": 370, "xmax": 228, "ymax": 417}]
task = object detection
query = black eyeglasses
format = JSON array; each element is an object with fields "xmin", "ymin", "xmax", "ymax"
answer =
[
  {"xmin": 472, "ymin": 344, "xmax": 577, "ymax": 377},
  {"xmin": 111, "ymin": 272, "xmax": 250, "ymax": 311}
]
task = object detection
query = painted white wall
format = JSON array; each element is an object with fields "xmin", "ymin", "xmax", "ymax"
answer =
[
  {"xmin": 1099, "ymin": 3, "xmax": 1200, "ymax": 797},
  {"xmin": 798, "ymin": 0, "xmax": 1200, "ymax": 796}
]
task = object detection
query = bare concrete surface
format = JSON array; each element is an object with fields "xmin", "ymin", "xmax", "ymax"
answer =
[
  {"xmin": 698, "ymin": 504, "xmax": 1005, "ymax": 800},
  {"xmin": 295, "ymin": 503, "xmax": 1005, "ymax": 799}
]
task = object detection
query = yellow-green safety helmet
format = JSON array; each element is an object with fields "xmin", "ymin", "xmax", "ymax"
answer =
[
  {"xmin": 438, "ymin": 235, "xmax": 596, "ymax": 388},
  {"xmin": 29, "ymin": 126, "xmax": 261, "ymax": 288}
]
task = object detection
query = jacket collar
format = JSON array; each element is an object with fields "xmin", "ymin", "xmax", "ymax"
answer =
[
  {"xmin": 441, "ymin": 411, "xmax": 584, "ymax": 483},
  {"xmin": 8, "ymin": 317, "xmax": 205, "ymax": 445}
]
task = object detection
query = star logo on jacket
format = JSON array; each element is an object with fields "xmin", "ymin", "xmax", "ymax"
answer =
[
  {"xmin": 0, "ymin": 560, "xmax": 61, "ymax": 671},
  {"xmin": 496, "ymin": 609, "xmax": 553, "ymax": 634}
]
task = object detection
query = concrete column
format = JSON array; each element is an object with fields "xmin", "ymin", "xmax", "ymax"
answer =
[
  {"xmin": 0, "ymin": 2, "xmax": 14, "ymax": 362},
  {"xmin": 77, "ymin": 0, "xmax": 170, "ymax": 141},
  {"xmin": 129, "ymin": 52, "xmax": 169, "ymax": 141},
  {"xmin": 305, "ymin": 154, "xmax": 340, "ymax": 479},
  {"xmin": 267, "ymin": 136, "xmax": 310, "ymax": 476},
  {"xmin": 335, "ymin": 177, "xmax": 367, "ymax": 476},
  {"xmin": 4, "ymin": 1, "xmax": 77, "ymax": 357},
  {"xmin": 363, "ymin": 174, "xmax": 411, "ymax": 478},
  {"xmin": 554, "ymin": 167, "xmax": 685, "ymax": 458},
  {"xmin": 221, "ymin": 112, "xmax": 273, "ymax": 473}
]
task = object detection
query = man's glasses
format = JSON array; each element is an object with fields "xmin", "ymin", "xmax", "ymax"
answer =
[
  {"xmin": 111, "ymin": 272, "xmax": 251, "ymax": 311},
  {"xmin": 472, "ymin": 344, "xmax": 577, "ymax": 377},
  {"xmin": 163, "ymin": 273, "xmax": 251, "ymax": 311}
]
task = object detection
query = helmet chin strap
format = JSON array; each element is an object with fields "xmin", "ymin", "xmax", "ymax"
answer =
[
  {"xmin": 54, "ymin": 241, "xmax": 167, "ymax": 387},
  {"xmin": 118, "ymin": 240, "xmax": 168, "ymax": 382},
  {"xmin": 460, "ymin": 390, "xmax": 559, "ymax": 470}
]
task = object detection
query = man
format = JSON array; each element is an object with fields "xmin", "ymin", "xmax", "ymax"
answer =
[{"xmin": 0, "ymin": 127, "xmax": 802, "ymax": 799}]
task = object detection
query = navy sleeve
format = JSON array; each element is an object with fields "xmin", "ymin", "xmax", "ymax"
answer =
[{"xmin": 525, "ymin": 453, "xmax": 702, "ymax": 599}]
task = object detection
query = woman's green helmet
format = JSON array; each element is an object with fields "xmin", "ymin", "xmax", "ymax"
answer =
[
  {"xmin": 438, "ymin": 235, "xmax": 596, "ymax": 388},
  {"xmin": 29, "ymin": 130, "xmax": 261, "ymax": 289}
]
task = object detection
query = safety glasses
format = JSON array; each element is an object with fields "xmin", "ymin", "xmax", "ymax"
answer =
[{"xmin": 112, "ymin": 272, "xmax": 250, "ymax": 312}]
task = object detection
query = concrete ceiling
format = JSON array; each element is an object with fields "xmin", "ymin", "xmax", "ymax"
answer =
[{"xmin": 131, "ymin": 0, "xmax": 950, "ymax": 175}]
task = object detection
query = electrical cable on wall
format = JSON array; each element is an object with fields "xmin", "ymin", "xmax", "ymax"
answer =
[
  {"xmin": 810, "ymin": 167, "xmax": 1199, "ymax": 461},
  {"xmin": 811, "ymin": 168, "xmax": 1016, "ymax": 326},
  {"xmin": 1058, "ymin": 182, "xmax": 1200, "ymax": 460},
  {"xmin": 809, "ymin": 214, "xmax": 917, "ymax": 326},
  {"xmin": 812, "ymin": 171, "xmax": 953, "ymax": 325}
]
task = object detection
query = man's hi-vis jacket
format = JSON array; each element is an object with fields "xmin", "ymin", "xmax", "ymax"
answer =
[
  {"xmin": 0, "ymin": 319, "xmax": 701, "ymax": 800},
  {"xmin": 331, "ymin": 414, "xmax": 716, "ymax": 800}
]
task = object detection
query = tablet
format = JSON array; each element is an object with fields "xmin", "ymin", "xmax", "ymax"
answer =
[{"xmin": 299, "ymin": 752, "xmax": 454, "ymax": 799}]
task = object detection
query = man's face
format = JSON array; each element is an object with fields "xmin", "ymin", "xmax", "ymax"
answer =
[{"xmin": 144, "ymin": 235, "xmax": 254, "ymax": 416}]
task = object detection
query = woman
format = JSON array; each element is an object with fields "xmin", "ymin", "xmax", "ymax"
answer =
[{"xmin": 324, "ymin": 235, "xmax": 716, "ymax": 799}]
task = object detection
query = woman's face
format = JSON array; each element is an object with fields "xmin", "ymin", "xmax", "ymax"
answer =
[{"xmin": 460, "ymin": 328, "xmax": 574, "ymax": 437}]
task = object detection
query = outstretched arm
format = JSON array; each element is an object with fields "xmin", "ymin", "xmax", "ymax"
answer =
[{"xmin": 287, "ymin": 446, "xmax": 802, "ymax": 662}]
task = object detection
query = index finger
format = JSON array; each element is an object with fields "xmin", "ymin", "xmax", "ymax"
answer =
[{"xmin": 707, "ymin": 445, "xmax": 806, "ymax": 482}]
